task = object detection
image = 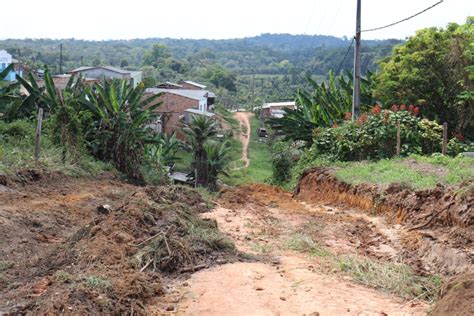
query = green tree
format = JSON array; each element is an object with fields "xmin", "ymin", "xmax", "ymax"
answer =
[
  {"xmin": 182, "ymin": 116, "xmax": 218, "ymax": 187},
  {"xmin": 120, "ymin": 59, "xmax": 129, "ymax": 68},
  {"xmin": 143, "ymin": 43, "xmax": 171, "ymax": 66},
  {"xmin": 204, "ymin": 141, "xmax": 230, "ymax": 191},
  {"xmin": 375, "ymin": 18, "xmax": 474, "ymax": 138}
]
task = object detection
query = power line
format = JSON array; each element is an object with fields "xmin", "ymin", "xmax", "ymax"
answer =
[
  {"xmin": 335, "ymin": 37, "xmax": 354, "ymax": 75},
  {"xmin": 361, "ymin": 0, "xmax": 444, "ymax": 33}
]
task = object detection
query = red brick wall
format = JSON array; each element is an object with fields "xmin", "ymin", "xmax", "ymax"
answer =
[{"xmin": 145, "ymin": 92, "xmax": 199, "ymax": 139}]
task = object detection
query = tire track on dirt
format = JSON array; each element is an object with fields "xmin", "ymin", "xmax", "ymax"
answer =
[{"xmin": 233, "ymin": 111, "xmax": 252, "ymax": 169}]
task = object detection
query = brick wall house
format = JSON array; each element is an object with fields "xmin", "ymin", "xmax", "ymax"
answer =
[{"xmin": 144, "ymin": 88, "xmax": 215, "ymax": 139}]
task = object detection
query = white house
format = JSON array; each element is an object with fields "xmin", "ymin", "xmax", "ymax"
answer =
[
  {"xmin": 0, "ymin": 50, "xmax": 22, "ymax": 81},
  {"xmin": 69, "ymin": 66, "xmax": 142, "ymax": 87}
]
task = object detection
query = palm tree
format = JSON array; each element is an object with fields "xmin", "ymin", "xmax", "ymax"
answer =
[
  {"xmin": 204, "ymin": 141, "xmax": 230, "ymax": 191},
  {"xmin": 182, "ymin": 116, "xmax": 218, "ymax": 187}
]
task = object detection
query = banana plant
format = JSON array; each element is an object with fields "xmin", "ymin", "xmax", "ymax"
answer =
[
  {"xmin": 85, "ymin": 79, "xmax": 162, "ymax": 182},
  {"xmin": 267, "ymin": 70, "xmax": 378, "ymax": 146}
]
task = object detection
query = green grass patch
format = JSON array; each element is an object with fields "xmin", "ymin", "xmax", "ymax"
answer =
[
  {"xmin": 337, "ymin": 255, "xmax": 442, "ymax": 301},
  {"xmin": 283, "ymin": 232, "xmax": 330, "ymax": 257},
  {"xmin": 54, "ymin": 270, "xmax": 75, "ymax": 282},
  {"xmin": 0, "ymin": 260, "xmax": 14, "ymax": 273},
  {"xmin": 83, "ymin": 276, "xmax": 112, "ymax": 291},
  {"xmin": 173, "ymin": 149, "xmax": 193, "ymax": 172},
  {"xmin": 335, "ymin": 155, "xmax": 473, "ymax": 189}
]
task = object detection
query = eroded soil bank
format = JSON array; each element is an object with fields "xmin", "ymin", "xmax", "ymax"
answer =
[
  {"xmin": 295, "ymin": 167, "xmax": 473, "ymax": 277},
  {"xmin": 295, "ymin": 168, "xmax": 474, "ymax": 316}
]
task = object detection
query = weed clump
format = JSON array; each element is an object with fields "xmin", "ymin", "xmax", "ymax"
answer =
[{"xmin": 337, "ymin": 255, "xmax": 442, "ymax": 301}]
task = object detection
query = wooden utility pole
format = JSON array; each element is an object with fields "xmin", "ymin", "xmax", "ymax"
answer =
[
  {"xmin": 396, "ymin": 120, "xmax": 401, "ymax": 156},
  {"xmin": 251, "ymin": 72, "xmax": 255, "ymax": 108},
  {"xmin": 352, "ymin": 0, "xmax": 362, "ymax": 119},
  {"xmin": 59, "ymin": 43, "xmax": 63, "ymax": 74},
  {"xmin": 34, "ymin": 107, "xmax": 44, "ymax": 167},
  {"xmin": 442, "ymin": 122, "xmax": 448, "ymax": 155}
]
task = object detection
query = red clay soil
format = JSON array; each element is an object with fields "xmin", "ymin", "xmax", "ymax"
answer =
[
  {"xmin": 295, "ymin": 167, "xmax": 474, "ymax": 276},
  {"xmin": 0, "ymin": 172, "xmax": 239, "ymax": 315},
  {"xmin": 294, "ymin": 167, "xmax": 473, "ymax": 315},
  {"xmin": 431, "ymin": 273, "xmax": 474, "ymax": 316}
]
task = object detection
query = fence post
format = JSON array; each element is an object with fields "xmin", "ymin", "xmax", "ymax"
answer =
[
  {"xmin": 34, "ymin": 107, "xmax": 44, "ymax": 167},
  {"xmin": 442, "ymin": 122, "xmax": 448, "ymax": 155},
  {"xmin": 396, "ymin": 120, "xmax": 401, "ymax": 156}
]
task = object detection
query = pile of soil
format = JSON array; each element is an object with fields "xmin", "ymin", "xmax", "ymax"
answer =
[
  {"xmin": 295, "ymin": 167, "xmax": 473, "ymax": 276},
  {"xmin": 0, "ymin": 182, "xmax": 238, "ymax": 315},
  {"xmin": 431, "ymin": 273, "xmax": 474, "ymax": 316},
  {"xmin": 220, "ymin": 184, "xmax": 305, "ymax": 212}
]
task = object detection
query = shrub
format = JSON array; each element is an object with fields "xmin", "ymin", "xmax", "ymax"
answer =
[
  {"xmin": 447, "ymin": 138, "xmax": 471, "ymax": 156},
  {"xmin": 311, "ymin": 106, "xmax": 444, "ymax": 161},
  {"xmin": 270, "ymin": 142, "xmax": 296, "ymax": 183},
  {"xmin": 0, "ymin": 120, "xmax": 33, "ymax": 141}
]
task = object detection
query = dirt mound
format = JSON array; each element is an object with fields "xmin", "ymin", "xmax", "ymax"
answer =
[
  {"xmin": 295, "ymin": 167, "xmax": 474, "ymax": 276},
  {"xmin": 0, "ymin": 184, "xmax": 238, "ymax": 315},
  {"xmin": 432, "ymin": 273, "xmax": 474, "ymax": 316},
  {"xmin": 220, "ymin": 184, "xmax": 304, "ymax": 212}
]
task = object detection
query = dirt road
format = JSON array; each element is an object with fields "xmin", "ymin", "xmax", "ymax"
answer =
[
  {"xmin": 233, "ymin": 111, "xmax": 252, "ymax": 168},
  {"xmin": 170, "ymin": 185, "xmax": 429, "ymax": 315}
]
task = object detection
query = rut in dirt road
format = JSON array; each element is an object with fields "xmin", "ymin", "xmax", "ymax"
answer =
[
  {"xmin": 233, "ymin": 112, "xmax": 252, "ymax": 168},
  {"xmin": 169, "ymin": 184, "xmax": 429, "ymax": 316}
]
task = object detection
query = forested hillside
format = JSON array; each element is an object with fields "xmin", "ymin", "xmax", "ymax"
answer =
[{"xmin": 0, "ymin": 34, "xmax": 401, "ymax": 107}]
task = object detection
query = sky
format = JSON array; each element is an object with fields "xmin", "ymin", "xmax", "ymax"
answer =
[{"xmin": 1, "ymin": 0, "xmax": 472, "ymax": 41}]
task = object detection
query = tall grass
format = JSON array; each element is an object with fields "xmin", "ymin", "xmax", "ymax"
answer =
[
  {"xmin": 0, "ymin": 120, "xmax": 114, "ymax": 177},
  {"xmin": 337, "ymin": 255, "xmax": 442, "ymax": 301}
]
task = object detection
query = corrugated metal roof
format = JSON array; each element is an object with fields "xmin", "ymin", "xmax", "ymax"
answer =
[
  {"xmin": 69, "ymin": 66, "xmax": 135, "ymax": 75},
  {"xmin": 262, "ymin": 101, "xmax": 296, "ymax": 109},
  {"xmin": 182, "ymin": 80, "xmax": 207, "ymax": 89},
  {"xmin": 145, "ymin": 88, "xmax": 215, "ymax": 101},
  {"xmin": 156, "ymin": 82, "xmax": 183, "ymax": 89}
]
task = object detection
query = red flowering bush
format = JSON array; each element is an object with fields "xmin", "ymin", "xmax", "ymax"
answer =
[
  {"xmin": 357, "ymin": 112, "xmax": 368, "ymax": 126},
  {"xmin": 344, "ymin": 112, "xmax": 352, "ymax": 121},
  {"xmin": 371, "ymin": 104, "xmax": 382, "ymax": 115},
  {"xmin": 311, "ymin": 104, "xmax": 443, "ymax": 161}
]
